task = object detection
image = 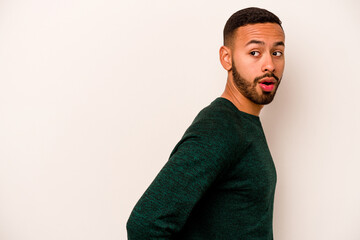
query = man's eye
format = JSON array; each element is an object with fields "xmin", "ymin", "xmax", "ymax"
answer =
[
  {"xmin": 250, "ymin": 51, "xmax": 260, "ymax": 56},
  {"xmin": 273, "ymin": 51, "xmax": 282, "ymax": 57}
]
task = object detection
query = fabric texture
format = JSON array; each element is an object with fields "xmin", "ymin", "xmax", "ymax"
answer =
[{"xmin": 127, "ymin": 97, "xmax": 277, "ymax": 240}]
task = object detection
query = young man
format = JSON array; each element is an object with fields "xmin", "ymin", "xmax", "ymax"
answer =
[{"xmin": 127, "ymin": 7, "xmax": 285, "ymax": 240}]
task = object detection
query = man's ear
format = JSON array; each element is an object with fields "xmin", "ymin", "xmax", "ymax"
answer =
[{"xmin": 219, "ymin": 46, "xmax": 232, "ymax": 71}]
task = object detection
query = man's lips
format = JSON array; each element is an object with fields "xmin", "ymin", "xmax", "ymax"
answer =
[{"xmin": 258, "ymin": 77, "xmax": 277, "ymax": 92}]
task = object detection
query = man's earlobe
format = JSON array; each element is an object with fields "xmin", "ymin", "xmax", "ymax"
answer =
[{"xmin": 219, "ymin": 46, "xmax": 232, "ymax": 71}]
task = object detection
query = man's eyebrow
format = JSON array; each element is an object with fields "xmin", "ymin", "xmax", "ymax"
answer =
[
  {"xmin": 246, "ymin": 40, "xmax": 264, "ymax": 46},
  {"xmin": 274, "ymin": 41, "xmax": 285, "ymax": 47},
  {"xmin": 245, "ymin": 40, "xmax": 285, "ymax": 47}
]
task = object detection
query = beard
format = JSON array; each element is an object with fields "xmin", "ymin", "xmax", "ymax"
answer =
[{"xmin": 232, "ymin": 63, "xmax": 281, "ymax": 105}]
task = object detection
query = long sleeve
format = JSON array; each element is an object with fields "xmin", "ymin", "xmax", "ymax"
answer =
[
  {"xmin": 126, "ymin": 108, "xmax": 244, "ymax": 239},
  {"xmin": 127, "ymin": 98, "xmax": 276, "ymax": 240}
]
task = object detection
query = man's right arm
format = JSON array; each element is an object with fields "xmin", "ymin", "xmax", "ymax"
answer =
[{"xmin": 126, "ymin": 120, "xmax": 241, "ymax": 239}]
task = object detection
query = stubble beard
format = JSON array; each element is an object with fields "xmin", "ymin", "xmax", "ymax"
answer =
[{"xmin": 232, "ymin": 63, "xmax": 281, "ymax": 105}]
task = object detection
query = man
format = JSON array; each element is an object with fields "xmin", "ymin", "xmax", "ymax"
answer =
[{"xmin": 127, "ymin": 7, "xmax": 285, "ymax": 240}]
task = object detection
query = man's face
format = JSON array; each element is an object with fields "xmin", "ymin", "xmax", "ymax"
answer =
[{"xmin": 230, "ymin": 23, "xmax": 285, "ymax": 105}]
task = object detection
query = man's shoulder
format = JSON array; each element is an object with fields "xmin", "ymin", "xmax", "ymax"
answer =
[
  {"xmin": 172, "ymin": 98, "xmax": 250, "ymax": 161},
  {"xmin": 192, "ymin": 98, "xmax": 240, "ymax": 127},
  {"xmin": 182, "ymin": 98, "xmax": 243, "ymax": 141}
]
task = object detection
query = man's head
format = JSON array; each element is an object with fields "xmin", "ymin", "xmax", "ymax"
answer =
[
  {"xmin": 223, "ymin": 7, "xmax": 282, "ymax": 47},
  {"xmin": 220, "ymin": 7, "xmax": 285, "ymax": 105}
]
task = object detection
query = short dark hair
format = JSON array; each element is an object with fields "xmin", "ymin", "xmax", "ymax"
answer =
[{"xmin": 223, "ymin": 7, "xmax": 282, "ymax": 46}]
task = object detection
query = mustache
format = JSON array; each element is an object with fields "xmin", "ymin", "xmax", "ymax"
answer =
[{"xmin": 254, "ymin": 73, "xmax": 280, "ymax": 83}]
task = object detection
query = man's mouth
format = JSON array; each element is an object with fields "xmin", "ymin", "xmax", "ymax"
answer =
[{"xmin": 258, "ymin": 78, "xmax": 276, "ymax": 92}]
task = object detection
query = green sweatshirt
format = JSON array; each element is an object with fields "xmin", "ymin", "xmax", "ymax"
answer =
[{"xmin": 127, "ymin": 97, "xmax": 277, "ymax": 240}]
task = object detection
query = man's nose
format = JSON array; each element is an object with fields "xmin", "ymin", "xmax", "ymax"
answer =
[{"xmin": 261, "ymin": 54, "xmax": 275, "ymax": 72}]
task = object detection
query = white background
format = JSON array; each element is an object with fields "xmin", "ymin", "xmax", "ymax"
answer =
[{"xmin": 1, "ymin": 0, "xmax": 359, "ymax": 239}]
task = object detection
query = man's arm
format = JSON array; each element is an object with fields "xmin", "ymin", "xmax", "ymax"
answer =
[{"xmin": 126, "ymin": 118, "xmax": 242, "ymax": 239}]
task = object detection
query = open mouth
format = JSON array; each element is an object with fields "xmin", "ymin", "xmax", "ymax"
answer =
[
  {"xmin": 258, "ymin": 78, "xmax": 276, "ymax": 92},
  {"xmin": 262, "ymin": 81, "xmax": 273, "ymax": 85}
]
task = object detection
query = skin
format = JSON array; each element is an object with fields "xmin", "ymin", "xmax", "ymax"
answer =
[{"xmin": 220, "ymin": 23, "xmax": 285, "ymax": 116}]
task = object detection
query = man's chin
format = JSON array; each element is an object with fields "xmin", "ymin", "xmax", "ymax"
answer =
[
  {"xmin": 253, "ymin": 91, "xmax": 277, "ymax": 105},
  {"xmin": 262, "ymin": 94, "xmax": 277, "ymax": 104}
]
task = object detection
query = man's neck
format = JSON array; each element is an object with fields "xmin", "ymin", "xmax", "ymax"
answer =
[{"xmin": 221, "ymin": 80, "xmax": 263, "ymax": 116}]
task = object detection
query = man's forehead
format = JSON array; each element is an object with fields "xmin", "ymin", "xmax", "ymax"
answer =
[{"xmin": 234, "ymin": 23, "xmax": 285, "ymax": 44}]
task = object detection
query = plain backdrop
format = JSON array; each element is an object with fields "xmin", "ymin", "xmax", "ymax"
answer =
[{"xmin": 0, "ymin": 0, "xmax": 360, "ymax": 239}]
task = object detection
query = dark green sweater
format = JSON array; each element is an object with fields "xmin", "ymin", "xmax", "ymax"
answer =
[{"xmin": 127, "ymin": 98, "xmax": 277, "ymax": 240}]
